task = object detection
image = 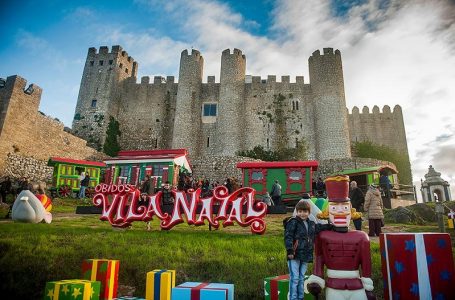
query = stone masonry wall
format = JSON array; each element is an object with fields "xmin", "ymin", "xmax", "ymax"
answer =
[
  {"xmin": 348, "ymin": 105, "xmax": 409, "ymax": 154},
  {"xmin": 191, "ymin": 155, "xmax": 261, "ymax": 183},
  {"xmin": 0, "ymin": 75, "xmax": 106, "ymax": 176},
  {"xmin": 72, "ymin": 46, "xmax": 409, "ymax": 169},
  {"xmin": 4, "ymin": 153, "xmax": 53, "ymax": 183}
]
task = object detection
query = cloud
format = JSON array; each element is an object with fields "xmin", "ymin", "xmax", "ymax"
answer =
[
  {"xmin": 19, "ymin": 0, "xmax": 454, "ymax": 200},
  {"xmin": 15, "ymin": 29, "xmax": 70, "ymax": 70}
]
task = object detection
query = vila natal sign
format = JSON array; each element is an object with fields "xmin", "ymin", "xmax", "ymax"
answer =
[{"xmin": 93, "ymin": 184, "xmax": 268, "ymax": 234}]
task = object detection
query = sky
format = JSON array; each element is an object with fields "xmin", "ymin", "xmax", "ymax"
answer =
[{"xmin": 2, "ymin": 0, "xmax": 455, "ymax": 201}]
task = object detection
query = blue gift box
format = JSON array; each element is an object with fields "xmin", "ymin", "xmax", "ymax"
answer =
[{"xmin": 171, "ymin": 282, "xmax": 234, "ymax": 300}]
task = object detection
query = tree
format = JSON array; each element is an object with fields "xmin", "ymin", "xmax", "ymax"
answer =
[
  {"xmin": 103, "ymin": 116, "xmax": 121, "ymax": 156},
  {"xmin": 237, "ymin": 139, "xmax": 308, "ymax": 161},
  {"xmin": 352, "ymin": 141, "xmax": 412, "ymax": 185}
]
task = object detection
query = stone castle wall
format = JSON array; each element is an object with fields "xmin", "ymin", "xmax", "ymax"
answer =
[
  {"xmin": 190, "ymin": 155, "xmax": 262, "ymax": 183},
  {"xmin": 348, "ymin": 105, "xmax": 408, "ymax": 154},
  {"xmin": 4, "ymin": 153, "xmax": 53, "ymax": 183},
  {"xmin": 71, "ymin": 45, "xmax": 410, "ymax": 179},
  {"xmin": 0, "ymin": 75, "xmax": 106, "ymax": 178}
]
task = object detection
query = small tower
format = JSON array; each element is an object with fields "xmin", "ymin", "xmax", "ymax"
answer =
[
  {"xmin": 172, "ymin": 49, "xmax": 204, "ymax": 157},
  {"xmin": 72, "ymin": 46, "xmax": 138, "ymax": 150},
  {"xmin": 309, "ymin": 48, "xmax": 351, "ymax": 160},
  {"xmin": 215, "ymin": 48, "xmax": 246, "ymax": 155},
  {"xmin": 421, "ymin": 165, "xmax": 452, "ymax": 202}
]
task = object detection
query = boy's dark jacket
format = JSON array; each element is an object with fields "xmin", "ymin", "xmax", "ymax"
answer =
[{"xmin": 284, "ymin": 217, "xmax": 332, "ymax": 262}]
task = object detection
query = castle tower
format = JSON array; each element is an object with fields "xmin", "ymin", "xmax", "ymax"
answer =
[
  {"xmin": 309, "ymin": 48, "xmax": 351, "ymax": 159},
  {"xmin": 172, "ymin": 49, "xmax": 204, "ymax": 157},
  {"xmin": 72, "ymin": 45, "xmax": 137, "ymax": 150},
  {"xmin": 215, "ymin": 49, "xmax": 246, "ymax": 155}
]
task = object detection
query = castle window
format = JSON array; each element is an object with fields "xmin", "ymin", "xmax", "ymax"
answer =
[
  {"xmin": 154, "ymin": 138, "xmax": 158, "ymax": 148},
  {"xmin": 90, "ymin": 61, "xmax": 94, "ymax": 66},
  {"xmin": 125, "ymin": 68, "xmax": 128, "ymax": 73},
  {"xmin": 296, "ymin": 101, "xmax": 299, "ymax": 110},
  {"xmin": 99, "ymin": 60, "xmax": 104, "ymax": 66},
  {"xmin": 91, "ymin": 99, "xmax": 97, "ymax": 107},
  {"xmin": 119, "ymin": 63, "xmax": 123, "ymax": 69},
  {"xmin": 109, "ymin": 60, "xmax": 113, "ymax": 65},
  {"xmin": 207, "ymin": 137, "xmax": 210, "ymax": 148},
  {"xmin": 203, "ymin": 103, "xmax": 217, "ymax": 116},
  {"xmin": 267, "ymin": 138, "xmax": 270, "ymax": 149},
  {"xmin": 292, "ymin": 101, "xmax": 296, "ymax": 110}
]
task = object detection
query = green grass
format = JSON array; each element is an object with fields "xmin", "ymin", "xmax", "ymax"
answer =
[{"xmin": 0, "ymin": 199, "xmax": 450, "ymax": 300}]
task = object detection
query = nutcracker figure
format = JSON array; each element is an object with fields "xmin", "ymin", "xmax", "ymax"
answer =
[{"xmin": 305, "ymin": 175, "xmax": 375, "ymax": 300}]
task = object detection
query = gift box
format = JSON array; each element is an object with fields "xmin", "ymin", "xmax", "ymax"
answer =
[
  {"xmin": 145, "ymin": 269, "xmax": 175, "ymax": 300},
  {"xmin": 82, "ymin": 259, "xmax": 120, "ymax": 300},
  {"xmin": 380, "ymin": 233, "xmax": 455, "ymax": 300},
  {"xmin": 264, "ymin": 274, "xmax": 313, "ymax": 300},
  {"xmin": 43, "ymin": 279, "xmax": 100, "ymax": 300},
  {"xmin": 171, "ymin": 282, "xmax": 234, "ymax": 300}
]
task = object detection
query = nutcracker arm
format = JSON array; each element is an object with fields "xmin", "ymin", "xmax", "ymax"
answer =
[
  {"xmin": 304, "ymin": 274, "xmax": 325, "ymax": 293},
  {"xmin": 361, "ymin": 277, "xmax": 374, "ymax": 291}
]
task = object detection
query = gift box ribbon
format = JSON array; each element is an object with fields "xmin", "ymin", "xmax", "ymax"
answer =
[
  {"xmin": 384, "ymin": 233, "xmax": 432, "ymax": 300},
  {"xmin": 53, "ymin": 280, "xmax": 92, "ymax": 300},
  {"xmin": 270, "ymin": 275, "xmax": 289, "ymax": 300},
  {"xmin": 88, "ymin": 259, "xmax": 118, "ymax": 299}
]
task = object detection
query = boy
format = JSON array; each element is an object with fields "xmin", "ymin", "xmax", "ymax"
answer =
[{"xmin": 284, "ymin": 200, "xmax": 331, "ymax": 300}]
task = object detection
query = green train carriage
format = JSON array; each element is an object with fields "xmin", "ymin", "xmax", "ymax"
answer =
[{"xmin": 48, "ymin": 157, "xmax": 106, "ymax": 198}]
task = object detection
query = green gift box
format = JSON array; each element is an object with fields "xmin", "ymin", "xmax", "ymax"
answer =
[
  {"xmin": 264, "ymin": 275, "xmax": 313, "ymax": 300},
  {"xmin": 43, "ymin": 279, "xmax": 101, "ymax": 300}
]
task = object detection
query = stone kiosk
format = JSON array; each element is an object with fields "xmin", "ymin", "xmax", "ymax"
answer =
[{"xmin": 420, "ymin": 165, "xmax": 452, "ymax": 202}]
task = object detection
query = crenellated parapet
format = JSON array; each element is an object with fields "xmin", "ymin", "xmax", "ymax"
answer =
[
  {"xmin": 86, "ymin": 45, "xmax": 137, "ymax": 79},
  {"xmin": 349, "ymin": 105, "xmax": 403, "ymax": 115},
  {"xmin": 348, "ymin": 104, "xmax": 408, "ymax": 154}
]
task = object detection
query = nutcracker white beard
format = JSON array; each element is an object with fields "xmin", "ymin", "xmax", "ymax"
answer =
[{"xmin": 329, "ymin": 201, "xmax": 352, "ymax": 227}]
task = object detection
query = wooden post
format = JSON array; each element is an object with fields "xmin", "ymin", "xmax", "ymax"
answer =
[{"xmin": 435, "ymin": 202, "xmax": 445, "ymax": 233}]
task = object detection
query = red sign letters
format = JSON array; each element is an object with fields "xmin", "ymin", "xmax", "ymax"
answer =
[{"xmin": 93, "ymin": 184, "xmax": 267, "ymax": 234}]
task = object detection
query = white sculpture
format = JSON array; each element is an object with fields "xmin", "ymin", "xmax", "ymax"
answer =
[{"xmin": 12, "ymin": 190, "xmax": 52, "ymax": 223}]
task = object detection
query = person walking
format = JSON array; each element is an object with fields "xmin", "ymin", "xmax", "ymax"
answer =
[
  {"xmin": 78, "ymin": 173, "xmax": 90, "ymax": 199},
  {"xmin": 364, "ymin": 184, "xmax": 384, "ymax": 237},
  {"xmin": 379, "ymin": 172, "xmax": 392, "ymax": 209},
  {"xmin": 270, "ymin": 180, "xmax": 282, "ymax": 206},
  {"xmin": 349, "ymin": 181, "xmax": 365, "ymax": 230}
]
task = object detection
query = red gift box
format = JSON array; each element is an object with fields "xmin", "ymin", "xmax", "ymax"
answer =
[
  {"xmin": 82, "ymin": 259, "xmax": 120, "ymax": 300},
  {"xmin": 380, "ymin": 233, "xmax": 455, "ymax": 300}
]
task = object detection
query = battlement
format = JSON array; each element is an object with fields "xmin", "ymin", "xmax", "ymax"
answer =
[
  {"xmin": 310, "ymin": 48, "xmax": 341, "ymax": 58},
  {"xmin": 222, "ymin": 48, "xmax": 246, "ymax": 60},
  {"xmin": 87, "ymin": 45, "xmax": 136, "ymax": 65},
  {"xmin": 0, "ymin": 75, "xmax": 42, "ymax": 98},
  {"xmin": 139, "ymin": 75, "xmax": 176, "ymax": 85},
  {"xmin": 349, "ymin": 105, "xmax": 403, "ymax": 115},
  {"xmin": 245, "ymin": 75, "xmax": 306, "ymax": 84},
  {"xmin": 181, "ymin": 49, "xmax": 203, "ymax": 62}
]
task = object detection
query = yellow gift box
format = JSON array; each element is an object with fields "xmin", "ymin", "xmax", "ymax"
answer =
[
  {"xmin": 145, "ymin": 269, "xmax": 176, "ymax": 300},
  {"xmin": 43, "ymin": 279, "xmax": 101, "ymax": 300}
]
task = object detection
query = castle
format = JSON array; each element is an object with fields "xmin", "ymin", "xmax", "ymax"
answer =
[{"xmin": 72, "ymin": 46, "xmax": 409, "ymax": 162}]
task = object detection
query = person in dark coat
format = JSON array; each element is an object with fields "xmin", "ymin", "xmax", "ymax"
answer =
[
  {"xmin": 379, "ymin": 173, "xmax": 392, "ymax": 209},
  {"xmin": 284, "ymin": 201, "xmax": 332, "ymax": 300},
  {"xmin": 270, "ymin": 180, "xmax": 282, "ymax": 206},
  {"xmin": 140, "ymin": 175, "xmax": 155, "ymax": 195},
  {"xmin": 0, "ymin": 176, "xmax": 12, "ymax": 203},
  {"xmin": 349, "ymin": 181, "xmax": 365, "ymax": 230}
]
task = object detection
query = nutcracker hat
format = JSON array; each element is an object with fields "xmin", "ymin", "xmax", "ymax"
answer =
[{"xmin": 325, "ymin": 175, "xmax": 350, "ymax": 202}]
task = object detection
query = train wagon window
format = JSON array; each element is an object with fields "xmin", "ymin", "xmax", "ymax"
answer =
[
  {"xmin": 251, "ymin": 171, "xmax": 263, "ymax": 181},
  {"xmin": 289, "ymin": 171, "xmax": 302, "ymax": 180}
]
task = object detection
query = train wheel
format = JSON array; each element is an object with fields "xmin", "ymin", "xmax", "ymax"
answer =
[{"xmin": 57, "ymin": 185, "xmax": 72, "ymax": 198}]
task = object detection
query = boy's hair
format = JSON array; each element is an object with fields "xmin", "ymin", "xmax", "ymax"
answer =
[{"xmin": 295, "ymin": 200, "xmax": 311, "ymax": 212}]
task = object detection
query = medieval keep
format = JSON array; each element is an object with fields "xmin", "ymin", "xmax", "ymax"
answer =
[{"xmin": 72, "ymin": 46, "xmax": 409, "ymax": 163}]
